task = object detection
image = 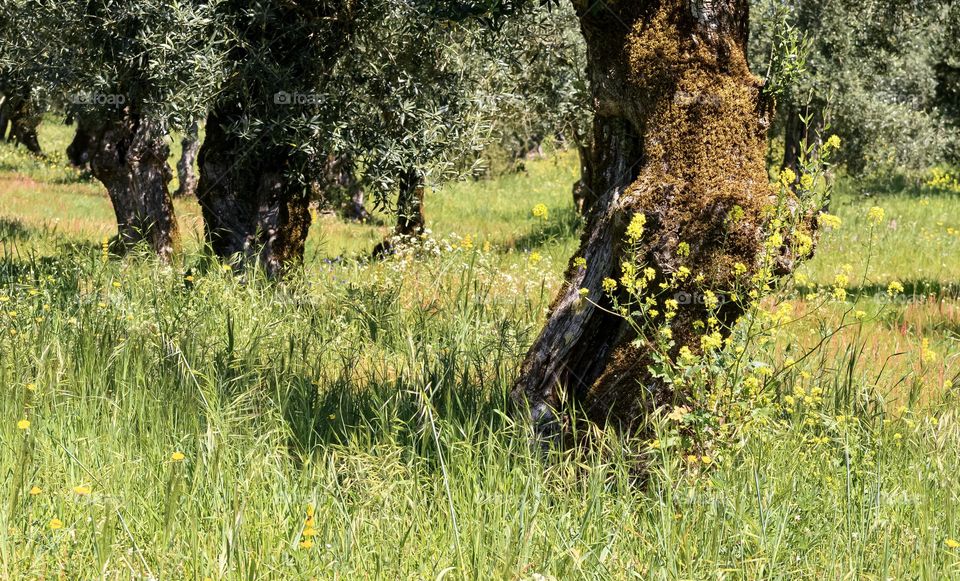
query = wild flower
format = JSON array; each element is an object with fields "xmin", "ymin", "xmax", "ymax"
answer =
[
  {"xmin": 73, "ymin": 485, "xmax": 91, "ymax": 496},
  {"xmin": 887, "ymin": 280, "xmax": 904, "ymax": 296},
  {"xmin": 601, "ymin": 278, "xmax": 617, "ymax": 294},
  {"xmin": 825, "ymin": 134, "xmax": 841, "ymax": 149},
  {"xmin": 625, "ymin": 213, "xmax": 646, "ymax": 242},
  {"xmin": 171, "ymin": 451, "xmax": 185, "ymax": 462},
  {"xmin": 867, "ymin": 206, "xmax": 885, "ymax": 225},
  {"xmin": 818, "ymin": 213, "xmax": 842, "ymax": 229},
  {"xmin": 17, "ymin": 419, "xmax": 30, "ymax": 430},
  {"xmin": 667, "ymin": 406, "xmax": 690, "ymax": 422},
  {"xmin": 531, "ymin": 203, "xmax": 549, "ymax": 220},
  {"xmin": 573, "ymin": 257, "xmax": 587, "ymax": 269},
  {"xmin": 49, "ymin": 518, "xmax": 64, "ymax": 530},
  {"xmin": 779, "ymin": 168, "xmax": 797, "ymax": 187},
  {"xmin": 29, "ymin": 486, "xmax": 42, "ymax": 495},
  {"xmin": 701, "ymin": 331, "xmax": 723, "ymax": 351}
]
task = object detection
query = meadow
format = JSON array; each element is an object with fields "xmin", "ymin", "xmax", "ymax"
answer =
[{"xmin": 0, "ymin": 120, "xmax": 959, "ymax": 579}]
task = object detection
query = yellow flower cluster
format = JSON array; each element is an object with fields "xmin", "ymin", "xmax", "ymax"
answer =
[
  {"xmin": 531, "ymin": 203, "xmax": 549, "ymax": 220},
  {"xmin": 818, "ymin": 213, "xmax": 842, "ymax": 229},
  {"xmin": 866, "ymin": 206, "xmax": 885, "ymax": 225},
  {"xmin": 300, "ymin": 503, "xmax": 318, "ymax": 549},
  {"xmin": 625, "ymin": 213, "xmax": 646, "ymax": 242}
]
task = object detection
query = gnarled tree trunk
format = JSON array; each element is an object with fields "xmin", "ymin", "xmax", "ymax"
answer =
[
  {"xmin": 513, "ymin": 0, "xmax": 784, "ymax": 437},
  {"xmin": 196, "ymin": 104, "xmax": 311, "ymax": 277},
  {"xmin": 84, "ymin": 109, "xmax": 179, "ymax": 260},
  {"xmin": 2, "ymin": 93, "xmax": 42, "ymax": 156},
  {"xmin": 173, "ymin": 121, "xmax": 200, "ymax": 198}
]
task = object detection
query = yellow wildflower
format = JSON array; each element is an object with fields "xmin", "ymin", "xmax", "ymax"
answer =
[
  {"xmin": 601, "ymin": 278, "xmax": 617, "ymax": 293},
  {"xmin": 667, "ymin": 405, "xmax": 690, "ymax": 422},
  {"xmin": 887, "ymin": 281, "xmax": 904, "ymax": 296},
  {"xmin": 867, "ymin": 206, "xmax": 885, "ymax": 225},
  {"xmin": 701, "ymin": 331, "xmax": 723, "ymax": 351},
  {"xmin": 573, "ymin": 256, "xmax": 587, "ymax": 269},
  {"xmin": 17, "ymin": 419, "xmax": 30, "ymax": 430},
  {"xmin": 531, "ymin": 203, "xmax": 549, "ymax": 220},
  {"xmin": 625, "ymin": 213, "xmax": 646, "ymax": 242},
  {"xmin": 818, "ymin": 213, "xmax": 842, "ymax": 229},
  {"xmin": 826, "ymin": 134, "xmax": 841, "ymax": 149},
  {"xmin": 779, "ymin": 168, "xmax": 796, "ymax": 187},
  {"xmin": 73, "ymin": 485, "xmax": 91, "ymax": 496},
  {"xmin": 171, "ymin": 451, "xmax": 185, "ymax": 462},
  {"xmin": 947, "ymin": 539, "xmax": 960, "ymax": 549},
  {"xmin": 49, "ymin": 518, "xmax": 64, "ymax": 530},
  {"xmin": 29, "ymin": 486, "xmax": 42, "ymax": 496}
]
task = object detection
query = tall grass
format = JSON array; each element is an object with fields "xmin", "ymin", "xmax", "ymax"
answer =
[{"xmin": 0, "ymin": 122, "xmax": 958, "ymax": 578}]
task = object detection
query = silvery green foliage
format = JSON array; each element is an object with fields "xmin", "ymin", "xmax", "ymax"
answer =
[
  {"xmin": 486, "ymin": 2, "xmax": 588, "ymax": 162},
  {"xmin": 325, "ymin": 0, "xmax": 495, "ymax": 202},
  {"xmin": 750, "ymin": 0, "xmax": 953, "ymax": 174},
  {"xmin": 0, "ymin": 0, "xmax": 227, "ymax": 129}
]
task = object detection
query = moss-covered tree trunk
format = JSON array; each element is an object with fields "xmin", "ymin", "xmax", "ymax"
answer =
[
  {"xmin": 85, "ymin": 109, "xmax": 179, "ymax": 260},
  {"xmin": 173, "ymin": 121, "xmax": 200, "ymax": 198},
  {"xmin": 196, "ymin": 104, "xmax": 311, "ymax": 277},
  {"xmin": 513, "ymin": 0, "xmax": 781, "ymax": 436}
]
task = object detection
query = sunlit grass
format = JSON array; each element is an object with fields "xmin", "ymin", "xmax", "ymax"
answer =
[{"xmin": 0, "ymin": 118, "xmax": 959, "ymax": 578}]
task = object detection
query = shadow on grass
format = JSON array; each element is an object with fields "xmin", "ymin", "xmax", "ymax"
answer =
[
  {"xmin": 280, "ymin": 368, "xmax": 516, "ymax": 461},
  {"xmin": 0, "ymin": 217, "xmax": 31, "ymax": 241},
  {"xmin": 508, "ymin": 205, "xmax": 583, "ymax": 252},
  {"xmin": 844, "ymin": 280, "xmax": 960, "ymax": 302}
]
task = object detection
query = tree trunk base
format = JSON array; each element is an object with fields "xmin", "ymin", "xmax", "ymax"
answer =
[
  {"xmin": 197, "ymin": 106, "xmax": 312, "ymax": 277},
  {"xmin": 85, "ymin": 109, "xmax": 179, "ymax": 260}
]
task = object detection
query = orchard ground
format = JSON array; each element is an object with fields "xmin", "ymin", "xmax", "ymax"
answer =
[{"xmin": 0, "ymin": 120, "xmax": 959, "ymax": 578}]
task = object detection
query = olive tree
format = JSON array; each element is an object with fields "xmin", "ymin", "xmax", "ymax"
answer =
[
  {"xmin": 751, "ymin": 0, "xmax": 950, "ymax": 175},
  {"xmin": 1, "ymin": 0, "xmax": 225, "ymax": 259}
]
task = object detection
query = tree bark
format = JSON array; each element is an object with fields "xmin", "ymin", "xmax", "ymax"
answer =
[
  {"xmin": 372, "ymin": 167, "xmax": 425, "ymax": 257},
  {"xmin": 67, "ymin": 118, "xmax": 94, "ymax": 169},
  {"xmin": 321, "ymin": 154, "xmax": 369, "ymax": 221},
  {"xmin": 513, "ymin": 0, "xmax": 785, "ymax": 436},
  {"xmin": 395, "ymin": 168, "xmax": 425, "ymax": 237},
  {"xmin": 571, "ymin": 133, "xmax": 596, "ymax": 215},
  {"xmin": 173, "ymin": 121, "xmax": 200, "ymax": 198},
  {"xmin": 85, "ymin": 109, "xmax": 179, "ymax": 260},
  {"xmin": 196, "ymin": 105, "xmax": 311, "ymax": 277},
  {"xmin": 3, "ymin": 93, "xmax": 42, "ymax": 156}
]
